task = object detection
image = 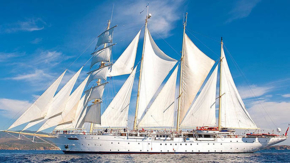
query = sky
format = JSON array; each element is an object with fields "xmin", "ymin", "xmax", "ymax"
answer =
[{"xmin": 0, "ymin": 0, "xmax": 290, "ymax": 144}]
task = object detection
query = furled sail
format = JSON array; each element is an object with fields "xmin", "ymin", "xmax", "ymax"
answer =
[
  {"xmin": 22, "ymin": 68, "xmax": 82, "ymax": 130},
  {"xmin": 96, "ymin": 26, "xmax": 116, "ymax": 48},
  {"xmin": 82, "ymin": 103, "xmax": 101, "ymax": 124},
  {"xmin": 138, "ymin": 66, "xmax": 178, "ymax": 128},
  {"xmin": 101, "ymin": 67, "xmax": 137, "ymax": 127},
  {"xmin": 86, "ymin": 83, "xmax": 107, "ymax": 102},
  {"xmin": 8, "ymin": 71, "xmax": 66, "ymax": 130},
  {"xmin": 179, "ymin": 34, "xmax": 215, "ymax": 124},
  {"xmin": 87, "ymin": 66, "xmax": 110, "ymax": 85},
  {"xmin": 108, "ymin": 31, "xmax": 141, "ymax": 77},
  {"xmin": 37, "ymin": 75, "xmax": 89, "ymax": 131},
  {"xmin": 180, "ymin": 65, "xmax": 218, "ymax": 128},
  {"xmin": 137, "ymin": 27, "xmax": 177, "ymax": 121},
  {"xmin": 219, "ymin": 44, "xmax": 258, "ymax": 129},
  {"xmin": 91, "ymin": 45, "xmax": 114, "ymax": 68}
]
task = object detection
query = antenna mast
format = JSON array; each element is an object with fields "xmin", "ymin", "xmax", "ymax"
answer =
[
  {"xmin": 218, "ymin": 37, "xmax": 223, "ymax": 131},
  {"xmin": 133, "ymin": 5, "xmax": 150, "ymax": 130},
  {"xmin": 176, "ymin": 12, "xmax": 187, "ymax": 131},
  {"xmin": 90, "ymin": 20, "xmax": 111, "ymax": 133}
]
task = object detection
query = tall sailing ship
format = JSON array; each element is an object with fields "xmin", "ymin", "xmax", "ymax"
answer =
[{"xmin": 5, "ymin": 13, "xmax": 287, "ymax": 154}]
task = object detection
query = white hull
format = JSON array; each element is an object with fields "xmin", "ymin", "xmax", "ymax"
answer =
[{"xmin": 46, "ymin": 134, "xmax": 286, "ymax": 154}]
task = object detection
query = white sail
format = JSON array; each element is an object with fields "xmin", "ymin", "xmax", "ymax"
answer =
[
  {"xmin": 74, "ymin": 91, "xmax": 92, "ymax": 129},
  {"xmin": 37, "ymin": 75, "xmax": 89, "ymax": 131},
  {"xmin": 137, "ymin": 27, "xmax": 177, "ymax": 121},
  {"xmin": 87, "ymin": 83, "xmax": 106, "ymax": 102},
  {"xmin": 220, "ymin": 45, "xmax": 258, "ymax": 129},
  {"xmin": 179, "ymin": 34, "xmax": 215, "ymax": 124},
  {"xmin": 83, "ymin": 103, "xmax": 101, "ymax": 124},
  {"xmin": 96, "ymin": 26, "xmax": 116, "ymax": 48},
  {"xmin": 180, "ymin": 66, "xmax": 218, "ymax": 128},
  {"xmin": 55, "ymin": 95, "xmax": 86, "ymax": 130},
  {"xmin": 108, "ymin": 31, "xmax": 141, "ymax": 77},
  {"xmin": 101, "ymin": 67, "xmax": 137, "ymax": 127},
  {"xmin": 22, "ymin": 68, "xmax": 82, "ymax": 130},
  {"xmin": 91, "ymin": 45, "xmax": 114, "ymax": 68},
  {"xmin": 87, "ymin": 66, "xmax": 110, "ymax": 85},
  {"xmin": 8, "ymin": 71, "xmax": 66, "ymax": 130},
  {"xmin": 138, "ymin": 66, "xmax": 178, "ymax": 128}
]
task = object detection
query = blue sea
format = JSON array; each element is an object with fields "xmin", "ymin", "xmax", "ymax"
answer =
[{"xmin": 0, "ymin": 150, "xmax": 289, "ymax": 162}]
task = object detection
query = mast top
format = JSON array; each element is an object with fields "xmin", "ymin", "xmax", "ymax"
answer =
[
  {"xmin": 221, "ymin": 37, "xmax": 223, "ymax": 44},
  {"xmin": 183, "ymin": 12, "xmax": 188, "ymax": 28}
]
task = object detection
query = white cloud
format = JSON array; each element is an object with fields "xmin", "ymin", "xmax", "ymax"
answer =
[
  {"xmin": 33, "ymin": 51, "xmax": 63, "ymax": 66},
  {"xmin": 282, "ymin": 94, "xmax": 290, "ymax": 98},
  {"xmin": 5, "ymin": 50, "xmax": 71, "ymax": 91},
  {"xmin": 112, "ymin": 0, "xmax": 183, "ymax": 39},
  {"xmin": 7, "ymin": 69, "xmax": 53, "ymax": 82},
  {"xmin": 238, "ymin": 85, "xmax": 272, "ymax": 99},
  {"xmin": 248, "ymin": 100, "xmax": 290, "ymax": 132},
  {"xmin": 3, "ymin": 18, "xmax": 46, "ymax": 33},
  {"xmin": 0, "ymin": 98, "xmax": 31, "ymax": 118},
  {"xmin": 226, "ymin": 0, "xmax": 261, "ymax": 23},
  {"xmin": 31, "ymin": 38, "xmax": 42, "ymax": 44},
  {"xmin": 0, "ymin": 52, "xmax": 21, "ymax": 62}
]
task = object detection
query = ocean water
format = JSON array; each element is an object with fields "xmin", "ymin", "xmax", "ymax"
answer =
[{"xmin": 0, "ymin": 150, "xmax": 289, "ymax": 163}]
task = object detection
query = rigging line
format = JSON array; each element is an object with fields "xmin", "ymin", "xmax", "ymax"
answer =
[
  {"xmin": 154, "ymin": 32, "xmax": 181, "ymax": 57},
  {"xmin": 68, "ymin": 37, "xmax": 99, "ymax": 69},
  {"xmin": 110, "ymin": 4, "xmax": 114, "ymax": 24},
  {"xmin": 36, "ymin": 136, "xmax": 59, "ymax": 148},
  {"xmin": 223, "ymin": 45, "xmax": 277, "ymax": 128},
  {"xmin": 186, "ymin": 28, "xmax": 220, "ymax": 44},
  {"xmin": 185, "ymin": 30, "xmax": 219, "ymax": 57},
  {"xmin": 6, "ymin": 132, "xmax": 19, "ymax": 139},
  {"xmin": 223, "ymin": 46, "xmax": 271, "ymax": 127}
]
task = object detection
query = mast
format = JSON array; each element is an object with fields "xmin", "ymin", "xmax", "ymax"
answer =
[
  {"xmin": 133, "ymin": 12, "xmax": 150, "ymax": 130},
  {"xmin": 218, "ymin": 37, "xmax": 223, "ymax": 131},
  {"xmin": 90, "ymin": 20, "xmax": 111, "ymax": 133},
  {"xmin": 176, "ymin": 13, "xmax": 187, "ymax": 131}
]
